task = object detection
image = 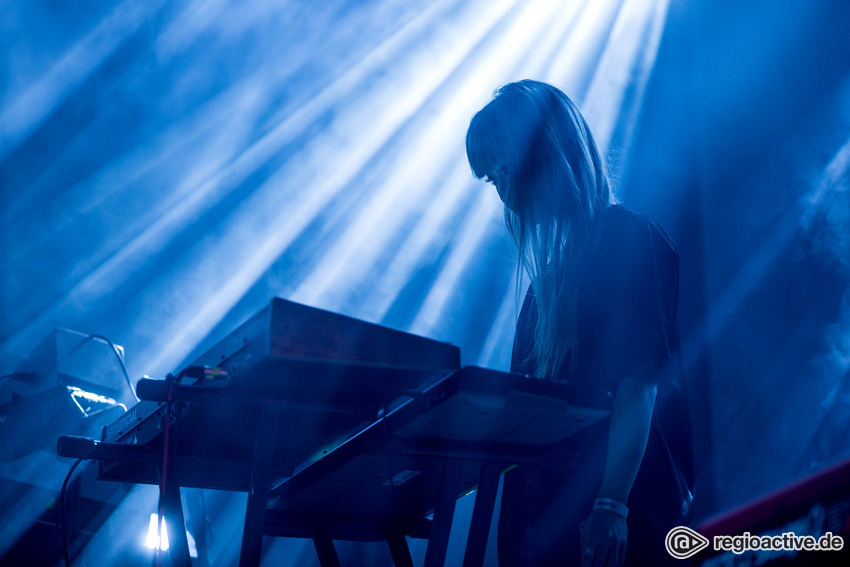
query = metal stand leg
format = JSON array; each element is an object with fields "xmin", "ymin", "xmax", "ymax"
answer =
[
  {"xmin": 387, "ymin": 528, "xmax": 415, "ymax": 567},
  {"xmin": 162, "ymin": 478, "xmax": 191, "ymax": 567},
  {"xmin": 462, "ymin": 463, "xmax": 501, "ymax": 567},
  {"xmin": 239, "ymin": 406, "xmax": 279, "ymax": 567},
  {"xmin": 424, "ymin": 459, "xmax": 464, "ymax": 567},
  {"xmin": 312, "ymin": 525, "xmax": 342, "ymax": 567}
]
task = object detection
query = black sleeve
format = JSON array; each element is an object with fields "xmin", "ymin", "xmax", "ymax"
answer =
[
  {"xmin": 593, "ymin": 217, "xmax": 680, "ymax": 391},
  {"xmin": 509, "ymin": 213, "xmax": 680, "ymax": 390}
]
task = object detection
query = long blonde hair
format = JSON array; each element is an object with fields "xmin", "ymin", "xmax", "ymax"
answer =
[{"xmin": 466, "ymin": 80, "xmax": 612, "ymax": 379}]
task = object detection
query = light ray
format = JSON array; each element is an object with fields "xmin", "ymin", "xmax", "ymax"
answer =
[
  {"xmin": 354, "ymin": 163, "xmax": 485, "ymax": 324},
  {"xmin": 293, "ymin": 0, "xmax": 572, "ymax": 310},
  {"xmin": 582, "ymin": 0, "xmax": 671, "ymax": 153},
  {"xmin": 476, "ymin": 269, "xmax": 529, "ymax": 369},
  {"xmin": 409, "ymin": 191, "xmax": 503, "ymax": 338},
  {"xmin": 141, "ymin": 0, "xmax": 531, "ymax": 373},
  {"xmin": 688, "ymin": 136, "xmax": 850, "ymax": 495},
  {"xmin": 0, "ymin": 454, "xmax": 81, "ymax": 557},
  {"xmin": 544, "ymin": 0, "xmax": 625, "ymax": 91},
  {"xmin": 683, "ymin": 134, "xmax": 850, "ymax": 365},
  {"xmin": 0, "ymin": 0, "xmax": 484, "ymax": 364},
  {"xmin": 0, "ymin": 0, "xmax": 166, "ymax": 161}
]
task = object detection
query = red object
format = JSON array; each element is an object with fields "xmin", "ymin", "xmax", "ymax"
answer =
[{"xmin": 699, "ymin": 458, "xmax": 850, "ymax": 538}]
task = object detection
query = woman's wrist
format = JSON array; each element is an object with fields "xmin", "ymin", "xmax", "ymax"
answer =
[{"xmin": 592, "ymin": 497, "xmax": 629, "ymax": 519}]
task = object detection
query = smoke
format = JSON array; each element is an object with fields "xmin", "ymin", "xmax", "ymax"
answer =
[
  {"xmin": 799, "ymin": 133, "xmax": 850, "ymax": 469},
  {"xmin": 802, "ymin": 135, "xmax": 850, "ymax": 367}
]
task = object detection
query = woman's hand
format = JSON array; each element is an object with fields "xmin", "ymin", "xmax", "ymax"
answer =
[
  {"xmin": 580, "ymin": 508, "xmax": 627, "ymax": 567},
  {"xmin": 580, "ymin": 375, "xmax": 654, "ymax": 566}
]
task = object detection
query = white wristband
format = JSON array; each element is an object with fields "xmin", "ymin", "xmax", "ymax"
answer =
[{"xmin": 593, "ymin": 498, "xmax": 628, "ymax": 519}]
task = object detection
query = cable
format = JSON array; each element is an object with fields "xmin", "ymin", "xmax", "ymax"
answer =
[
  {"xmin": 50, "ymin": 331, "xmax": 140, "ymax": 403},
  {"xmin": 54, "ymin": 332, "xmax": 140, "ymax": 566},
  {"xmin": 88, "ymin": 334, "xmax": 140, "ymax": 402},
  {"xmin": 61, "ymin": 458, "xmax": 85, "ymax": 567},
  {"xmin": 156, "ymin": 382, "xmax": 175, "ymax": 567}
]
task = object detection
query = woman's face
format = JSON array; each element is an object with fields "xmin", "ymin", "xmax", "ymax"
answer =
[
  {"xmin": 487, "ymin": 153, "xmax": 549, "ymax": 224},
  {"xmin": 486, "ymin": 156, "xmax": 513, "ymax": 210}
]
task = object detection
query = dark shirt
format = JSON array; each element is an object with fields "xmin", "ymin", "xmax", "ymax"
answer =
[{"xmin": 499, "ymin": 204, "xmax": 694, "ymax": 566}]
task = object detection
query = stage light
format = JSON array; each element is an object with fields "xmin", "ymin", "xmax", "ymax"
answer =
[
  {"xmin": 145, "ymin": 513, "xmax": 198, "ymax": 558},
  {"xmin": 145, "ymin": 513, "xmax": 169, "ymax": 552}
]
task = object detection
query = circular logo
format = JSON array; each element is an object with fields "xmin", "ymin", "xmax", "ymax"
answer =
[{"xmin": 666, "ymin": 526, "xmax": 710, "ymax": 559}]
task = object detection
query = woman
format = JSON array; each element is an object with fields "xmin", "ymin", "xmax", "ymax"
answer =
[{"xmin": 466, "ymin": 80, "xmax": 694, "ymax": 566}]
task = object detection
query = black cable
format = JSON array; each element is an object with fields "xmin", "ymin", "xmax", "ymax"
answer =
[
  {"xmin": 61, "ymin": 458, "xmax": 85, "ymax": 567},
  {"xmin": 49, "ymin": 331, "xmax": 139, "ymax": 403},
  {"xmin": 88, "ymin": 334, "xmax": 139, "ymax": 402},
  {"xmin": 155, "ymin": 383, "xmax": 175, "ymax": 567},
  {"xmin": 54, "ymin": 332, "xmax": 137, "ymax": 566}
]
